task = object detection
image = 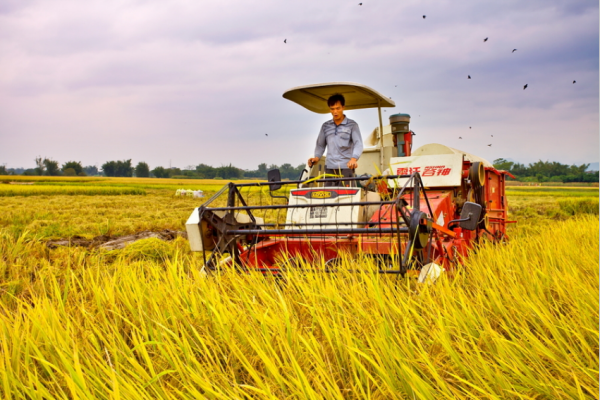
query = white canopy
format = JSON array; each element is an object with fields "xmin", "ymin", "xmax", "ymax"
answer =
[{"xmin": 283, "ymin": 82, "xmax": 395, "ymax": 114}]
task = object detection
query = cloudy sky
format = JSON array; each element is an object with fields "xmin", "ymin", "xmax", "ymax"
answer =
[{"xmin": 1, "ymin": 0, "xmax": 598, "ymax": 171}]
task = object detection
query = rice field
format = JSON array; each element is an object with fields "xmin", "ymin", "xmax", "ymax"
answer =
[
  {"xmin": 505, "ymin": 186, "xmax": 599, "ymax": 197},
  {"xmin": 0, "ymin": 176, "xmax": 597, "ymax": 399},
  {"xmin": 0, "ymin": 184, "xmax": 146, "ymax": 197}
]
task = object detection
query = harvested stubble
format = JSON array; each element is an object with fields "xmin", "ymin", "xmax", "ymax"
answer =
[
  {"xmin": 0, "ymin": 184, "xmax": 285, "ymax": 240},
  {"xmin": 0, "ymin": 214, "xmax": 597, "ymax": 399},
  {"xmin": 0, "ymin": 192, "xmax": 214, "ymax": 240}
]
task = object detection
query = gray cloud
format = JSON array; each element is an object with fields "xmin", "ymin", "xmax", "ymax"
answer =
[{"xmin": 0, "ymin": 0, "xmax": 597, "ymax": 171}]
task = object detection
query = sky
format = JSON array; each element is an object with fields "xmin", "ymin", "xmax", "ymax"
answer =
[{"xmin": 0, "ymin": 0, "xmax": 598, "ymax": 171}]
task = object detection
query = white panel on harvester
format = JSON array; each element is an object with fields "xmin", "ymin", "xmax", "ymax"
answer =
[
  {"xmin": 285, "ymin": 187, "xmax": 363, "ymax": 230},
  {"xmin": 389, "ymin": 154, "xmax": 464, "ymax": 188}
]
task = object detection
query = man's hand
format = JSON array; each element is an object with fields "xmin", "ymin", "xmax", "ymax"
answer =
[
  {"xmin": 347, "ymin": 158, "xmax": 358, "ymax": 169},
  {"xmin": 308, "ymin": 157, "xmax": 320, "ymax": 167}
]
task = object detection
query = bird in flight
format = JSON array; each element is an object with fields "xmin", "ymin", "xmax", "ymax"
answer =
[
  {"xmin": 491, "ymin": 135, "xmax": 493, "ymax": 137},
  {"xmin": 423, "ymin": 15, "xmax": 426, "ymax": 19},
  {"xmin": 488, "ymin": 144, "xmax": 492, "ymax": 147},
  {"xmin": 284, "ymin": 39, "xmax": 287, "ymax": 43},
  {"xmin": 523, "ymin": 84, "xmax": 528, "ymax": 90},
  {"xmin": 512, "ymin": 49, "xmax": 517, "ymax": 53},
  {"xmin": 265, "ymin": 133, "xmax": 268, "ymax": 136},
  {"xmin": 469, "ymin": 127, "xmax": 472, "ymax": 129},
  {"xmin": 359, "ymin": 2, "xmax": 362, "ymax": 5},
  {"xmin": 484, "ymin": 37, "xmax": 488, "ymax": 42},
  {"xmin": 468, "ymin": 75, "xmax": 471, "ymax": 79},
  {"xmin": 459, "ymin": 137, "xmax": 462, "ymax": 139},
  {"xmin": 573, "ymin": 80, "xmax": 576, "ymax": 84}
]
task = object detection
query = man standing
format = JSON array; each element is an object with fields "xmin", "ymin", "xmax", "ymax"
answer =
[{"xmin": 308, "ymin": 94, "xmax": 363, "ymax": 184}]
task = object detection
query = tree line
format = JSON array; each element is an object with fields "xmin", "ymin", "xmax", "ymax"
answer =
[
  {"xmin": 0, "ymin": 158, "xmax": 100, "ymax": 177},
  {"xmin": 493, "ymin": 158, "xmax": 598, "ymax": 183},
  {"xmin": 1, "ymin": 157, "xmax": 597, "ymax": 183},
  {"xmin": 152, "ymin": 163, "xmax": 306, "ymax": 179},
  {"xmin": 0, "ymin": 157, "xmax": 306, "ymax": 180}
]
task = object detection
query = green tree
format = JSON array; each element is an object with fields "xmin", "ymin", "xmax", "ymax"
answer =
[
  {"xmin": 62, "ymin": 161, "xmax": 84, "ymax": 175},
  {"xmin": 102, "ymin": 160, "xmax": 133, "ymax": 177},
  {"xmin": 34, "ymin": 157, "xmax": 45, "ymax": 175},
  {"xmin": 493, "ymin": 158, "xmax": 514, "ymax": 171},
  {"xmin": 135, "ymin": 162, "xmax": 150, "ymax": 178},
  {"xmin": 243, "ymin": 163, "xmax": 268, "ymax": 178},
  {"xmin": 116, "ymin": 160, "xmax": 133, "ymax": 177},
  {"xmin": 569, "ymin": 163, "xmax": 589, "ymax": 175},
  {"xmin": 63, "ymin": 168, "xmax": 77, "ymax": 176},
  {"xmin": 182, "ymin": 169, "xmax": 201, "ymax": 178},
  {"xmin": 168, "ymin": 167, "xmax": 182, "ymax": 178},
  {"xmin": 279, "ymin": 163, "xmax": 295, "ymax": 179},
  {"xmin": 152, "ymin": 166, "xmax": 169, "ymax": 178},
  {"xmin": 244, "ymin": 163, "xmax": 306, "ymax": 179},
  {"xmin": 195, "ymin": 164, "xmax": 216, "ymax": 179},
  {"xmin": 510, "ymin": 162, "xmax": 529, "ymax": 178},
  {"xmin": 84, "ymin": 165, "xmax": 99, "ymax": 176},
  {"xmin": 0, "ymin": 165, "xmax": 7, "ymax": 175},
  {"xmin": 492, "ymin": 157, "xmax": 596, "ymax": 182},
  {"xmin": 583, "ymin": 171, "xmax": 599, "ymax": 182},
  {"xmin": 43, "ymin": 158, "xmax": 61, "ymax": 176},
  {"xmin": 215, "ymin": 164, "xmax": 242, "ymax": 179},
  {"xmin": 101, "ymin": 161, "xmax": 116, "ymax": 177},
  {"xmin": 257, "ymin": 163, "xmax": 267, "ymax": 175}
]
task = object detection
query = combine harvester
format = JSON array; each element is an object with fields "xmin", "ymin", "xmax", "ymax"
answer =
[{"xmin": 186, "ymin": 82, "xmax": 515, "ymax": 279}]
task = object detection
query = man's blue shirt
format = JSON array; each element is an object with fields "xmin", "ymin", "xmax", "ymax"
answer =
[{"xmin": 314, "ymin": 116, "xmax": 363, "ymax": 170}]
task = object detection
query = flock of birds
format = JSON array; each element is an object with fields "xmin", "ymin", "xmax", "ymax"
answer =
[
  {"xmin": 280, "ymin": 10, "xmax": 578, "ymax": 149},
  {"xmin": 459, "ymin": 34, "xmax": 573, "ymax": 145}
]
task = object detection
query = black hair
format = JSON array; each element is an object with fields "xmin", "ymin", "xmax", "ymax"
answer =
[{"xmin": 327, "ymin": 94, "xmax": 345, "ymax": 107}]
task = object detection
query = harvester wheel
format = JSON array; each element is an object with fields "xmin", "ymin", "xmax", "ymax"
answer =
[
  {"xmin": 324, "ymin": 257, "xmax": 342, "ymax": 272},
  {"xmin": 409, "ymin": 211, "xmax": 432, "ymax": 250},
  {"xmin": 280, "ymin": 257, "xmax": 305, "ymax": 271},
  {"xmin": 469, "ymin": 162, "xmax": 485, "ymax": 189}
]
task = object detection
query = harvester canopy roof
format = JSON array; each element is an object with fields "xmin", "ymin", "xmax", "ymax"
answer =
[{"xmin": 283, "ymin": 82, "xmax": 395, "ymax": 114}]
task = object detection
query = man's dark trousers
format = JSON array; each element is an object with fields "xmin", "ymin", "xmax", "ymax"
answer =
[{"xmin": 325, "ymin": 168, "xmax": 356, "ymax": 187}]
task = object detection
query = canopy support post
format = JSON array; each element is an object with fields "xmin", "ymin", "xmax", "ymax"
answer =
[{"xmin": 377, "ymin": 100, "xmax": 385, "ymax": 173}]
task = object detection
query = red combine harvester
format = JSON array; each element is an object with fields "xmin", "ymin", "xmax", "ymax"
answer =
[{"xmin": 187, "ymin": 82, "xmax": 515, "ymax": 280}]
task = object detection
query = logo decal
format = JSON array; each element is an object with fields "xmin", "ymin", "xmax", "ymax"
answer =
[
  {"xmin": 396, "ymin": 166, "xmax": 452, "ymax": 177},
  {"xmin": 311, "ymin": 191, "xmax": 332, "ymax": 199}
]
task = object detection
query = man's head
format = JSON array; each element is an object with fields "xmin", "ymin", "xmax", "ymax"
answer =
[{"xmin": 327, "ymin": 94, "xmax": 345, "ymax": 122}]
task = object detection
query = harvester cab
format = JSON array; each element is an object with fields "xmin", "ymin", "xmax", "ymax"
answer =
[{"xmin": 186, "ymin": 82, "xmax": 515, "ymax": 276}]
